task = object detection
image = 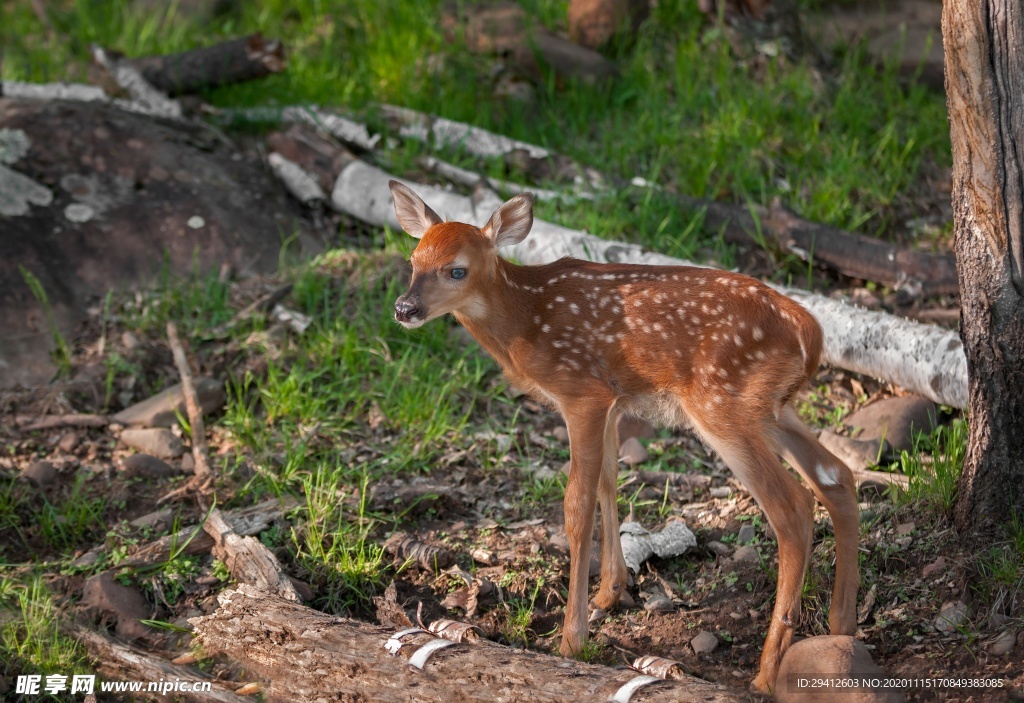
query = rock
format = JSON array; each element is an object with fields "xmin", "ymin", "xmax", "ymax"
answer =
[
  {"xmin": 922, "ymin": 556, "xmax": 948, "ymax": 579},
  {"xmin": 57, "ymin": 431, "xmax": 80, "ymax": 453},
  {"xmin": 551, "ymin": 425, "xmax": 569, "ymax": 443},
  {"xmin": 733, "ymin": 545, "xmax": 760, "ymax": 564},
  {"xmin": 81, "ymin": 571, "xmax": 152, "ymax": 641},
  {"xmin": 619, "ymin": 437, "xmax": 649, "ymax": 465},
  {"xmin": 20, "ymin": 460, "xmax": 57, "ymax": 486},
  {"xmin": 0, "ymin": 98, "xmax": 317, "ymax": 389},
  {"xmin": 120, "ymin": 428, "xmax": 183, "ymax": 460},
  {"xmin": 709, "ymin": 486, "xmax": 732, "ymax": 498},
  {"xmin": 180, "ymin": 453, "xmax": 195, "ymax": 474},
  {"xmin": 130, "ymin": 508, "xmax": 174, "ymax": 531},
  {"xmin": 121, "ymin": 330, "xmax": 142, "ymax": 352},
  {"xmin": 737, "ymin": 523, "xmax": 757, "ymax": 544},
  {"xmin": 707, "ymin": 540, "xmax": 732, "ymax": 557},
  {"xmin": 123, "ymin": 453, "xmax": 177, "ymax": 478},
  {"xmin": 989, "ymin": 630, "xmax": 1017, "ymax": 656},
  {"xmin": 895, "ymin": 522, "xmax": 915, "ymax": 536},
  {"xmin": 934, "ymin": 601, "xmax": 969, "ymax": 633},
  {"xmin": 643, "ymin": 594, "xmax": 675, "ymax": 613},
  {"xmin": 775, "ymin": 635, "xmax": 902, "ymax": 702},
  {"xmin": 690, "ymin": 630, "xmax": 718, "ymax": 654},
  {"xmin": 617, "ymin": 414, "xmax": 655, "ymax": 442},
  {"xmin": 112, "ymin": 378, "xmax": 225, "ymax": 428},
  {"xmin": 844, "ymin": 396, "xmax": 939, "ymax": 454},
  {"xmin": 819, "ymin": 430, "xmax": 887, "ymax": 471}
]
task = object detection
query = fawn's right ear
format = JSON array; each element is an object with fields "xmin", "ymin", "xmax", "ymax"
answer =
[{"xmin": 389, "ymin": 180, "xmax": 442, "ymax": 239}]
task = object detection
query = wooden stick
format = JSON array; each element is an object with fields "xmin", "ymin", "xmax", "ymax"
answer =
[
  {"xmin": 202, "ymin": 510, "xmax": 301, "ymax": 601},
  {"xmin": 127, "ymin": 34, "xmax": 285, "ymax": 96},
  {"xmin": 166, "ymin": 322, "xmax": 210, "ymax": 479},
  {"xmin": 70, "ymin": 624, "xmax": 251, "ymax": 702},
  {"xmin": 191, "ymin": 584, "xmax": 745, "ymax": 703},
  {"xmin": 11, "ymin": 414, "xmax": 109, "ymax": 431}
]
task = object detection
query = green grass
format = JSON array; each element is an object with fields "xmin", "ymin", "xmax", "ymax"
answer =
[
  {"xmin": 893, "ymin": 417, "xmax": 968, "ymax": 515},
  {"xmin": 1, "ymin": 0, "xmax": 950, "ymax": 261},
  {"xmin": 0, "ymin": 574, "xmax": 87, "ymax": 685}
]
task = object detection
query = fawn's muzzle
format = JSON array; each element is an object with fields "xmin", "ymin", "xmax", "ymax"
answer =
[{"xmin": 394, "ymin": 295, "xmax": 422, "ymax": 324}]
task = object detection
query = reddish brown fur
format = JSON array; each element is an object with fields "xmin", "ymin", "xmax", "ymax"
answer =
[{"xmin": 396, "ymin": 214, "xmax": 858, "ymax": 695}]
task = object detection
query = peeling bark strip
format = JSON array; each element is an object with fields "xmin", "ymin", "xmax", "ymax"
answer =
[
  {"xmin": 128, "ymin": 34, "xmax": 285, "ymax": 96},
  {"xmin": 942, "ymin": 0, "xmax": 1024, "ymax": 533},
  {"xmin": 191, "ymin": 585, "xmax": 744, "ymax": 703},
  {"xmin": 91, "ymin": 46, "xmax": 183, "ymax": 120},
  {"xmin": 330, "ymin": 161, "xmax": 969, "ymax": 407},
  {"xmin": 71, "ymin": 625, "xmax": 249, "ymax": 703}
]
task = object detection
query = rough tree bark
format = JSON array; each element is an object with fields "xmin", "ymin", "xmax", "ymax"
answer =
[
  {"xmin": 943, "ymin": 0, "xmax": 1024, "ymax": 534},
  {"xmin": 191, "ymin": 585, "xmax": 744, "ymax": 703}
]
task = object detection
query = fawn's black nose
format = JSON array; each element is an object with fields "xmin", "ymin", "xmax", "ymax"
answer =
[{"xmin": 394, "ymin": 297, "xmax": 421, "ymax": 323}]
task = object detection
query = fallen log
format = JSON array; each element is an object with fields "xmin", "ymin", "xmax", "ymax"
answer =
[
  {"xmin": 71, "ymin": 624, "xmax": 249, "ymax": 703},
  {"xmin": 440, "ymin": 2, "xmax": 618, "ymax": 84},
  {"xmin": 190, "ymin": 584, "xmax": 745, "ymax": 703},
  {"xmin": 373, "ymin": 104, "xmax": 959, "ymax": 296},
  {"xmin": 112, "ymin": 497, "xmax": 298, "ymax": 568},
  {"xmin": 329, "ymin": 160, "xmax": 968, "ymax": 408},
  {"xmin": 90, "ymin": 46, "xmax": 183, "ymax": 120},
  {"xmin": 127, "ymin": 34, "xmax": 285, "ymax": 96}
]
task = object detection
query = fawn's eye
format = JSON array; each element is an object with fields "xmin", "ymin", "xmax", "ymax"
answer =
[{"xmin": 450, "ymin": 268, "xmax": 467, "ymax": 280}]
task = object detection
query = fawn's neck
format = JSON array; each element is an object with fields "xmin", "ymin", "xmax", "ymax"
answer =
[{"xmin": 453, "ymin": 258, "xmax": 539, "ymax": 370}]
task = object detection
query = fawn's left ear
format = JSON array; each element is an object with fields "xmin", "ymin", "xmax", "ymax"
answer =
[
  {"xmin": 389, "ymin": 180, "xmax": 442, "ymax": 239},
  {"xmin": 482, "ymin": 193, "xmax": 534, "ymax": 248}
]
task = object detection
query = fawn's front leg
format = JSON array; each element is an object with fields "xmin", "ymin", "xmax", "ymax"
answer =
[
  {"xmin": 591, "ymin": 408, "xmax": 628, "ymax": 612},
  {"xmin": 559, "ymin": 402, "xmax": 616, "ymax": 658}
]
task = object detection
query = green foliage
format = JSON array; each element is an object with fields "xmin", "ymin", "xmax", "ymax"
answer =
[
  {"xmin": 893, "ymin": 418, "xmax": 968, "ymax": 514},
  {"xmin": 18, "ymin": 267, "xmax": 72, "ymax": 375}
]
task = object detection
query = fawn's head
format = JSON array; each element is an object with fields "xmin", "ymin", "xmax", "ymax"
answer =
[{"xmin": 389, "ymin": 180, "xmax": 534, "ymax": 328}]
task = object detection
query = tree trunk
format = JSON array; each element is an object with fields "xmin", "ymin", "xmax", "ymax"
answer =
[
  {"xmin": 191, "ymin": 585, "xmax": 745, "ymax": 703},
  {"xmin": 943, "ymin": 0, "xmax": 1024, "ymax": 534}
]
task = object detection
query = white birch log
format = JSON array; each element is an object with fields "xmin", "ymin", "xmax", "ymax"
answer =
[
  {"xmin": 91, "ymin": 46, "xmax": 183, "ymax": 120},
  {"xmin": 1, "ymin": 80, "xmax": 109, "ymax": 102},
  {"xmin": 331, "ymin": 160, "xmax": 969, "ymax": 408}
]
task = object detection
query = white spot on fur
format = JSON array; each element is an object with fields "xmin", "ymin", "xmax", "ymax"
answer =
[{"xmin": 815, "ymin": 463, "xmax": 839, "ymax": 487}]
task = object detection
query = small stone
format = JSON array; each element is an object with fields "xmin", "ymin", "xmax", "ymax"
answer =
[
  {"xmin": 130, "ymin": 509, "xmax": 174, "ymax": 531},
  {"xmin": 471, "ymin": 549, "xmax": 495, "ymax": 565},
  {"xmin": 124, "ymin": 453, "xmax": 176, "ymax": 478},
  {"xmin": 180, "ymin": 453, "xmax": 195, "ymax": 474},
  {"xmin": 617, "ymin": 415, "xmax": 655, "ymax": 442},
  {"xmin": 20, "ymin": 460, "xmax": 57, "ymax": 486},
  {"xmin": 690, "ymin": 630, "xmax": 718, "ymax": 654},
  {"xmin": 72, "ymin": 550, "xmax": 102, "ymax": 568},
  {"xmin": 619, "ymin": 437, "xmax": 649, "ymax": 466},
  {"xmin": 187, "ymin": 215, "xmax": 205, "ymax": 229},
  {"xmin": 551, "ymin": 425, "xmax": 569, "ymax": 443},
  {"xmin": 819, "ymin": 430, "xmax": 888, "ymax": 471},
  {"xmin": 709, "ymin": 486, "xmax": 731, "ymax": 499},
  {"xmin": 922, "ymin": 556, "xmax": 948, "ymax": 579},
  {"xmin": 737, "ymin": 523, "xmax": 757, "ymax": 544},
  {"xmin": 120, "ymin": 428, "xmax": 183, "ymax": 460},
  {"xmin": 57, "ymin": 431, "xmax": 79, "ymax": 453},
  {"xmin": 81, "ymin": 572, "xmax": 152, "ymax": 641},
  {"xmin": 707, "ymin": 540, "xmax": 732, "ymax": 557},
  {"xmin": 643, "ymin": 594, "xmax": 675, "ymax": 613},
  {"xmin": 989, "ymin": 630, "xmax": 1017, "ymax": 656},
  {"xmin": 934, "ymin": 601, "xmax": 969, "ymax": 633},
  {"xmin": 776, "ymin": 635, "xmax": 898, "ymax": 703},
  {"xmin": 733, "ymin": 545, "xmax": 759, "ymax": 564},
  {"xmin": 895, "ymin": 522, "xmax": 915, "ymax": 536},
  {"xmin": 121, "ymin": 330, "xmax": 142, "ymax": 352},
  {"xmin": 845, "ymin": 396, "xmax": 938, "ymax": 453}
]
